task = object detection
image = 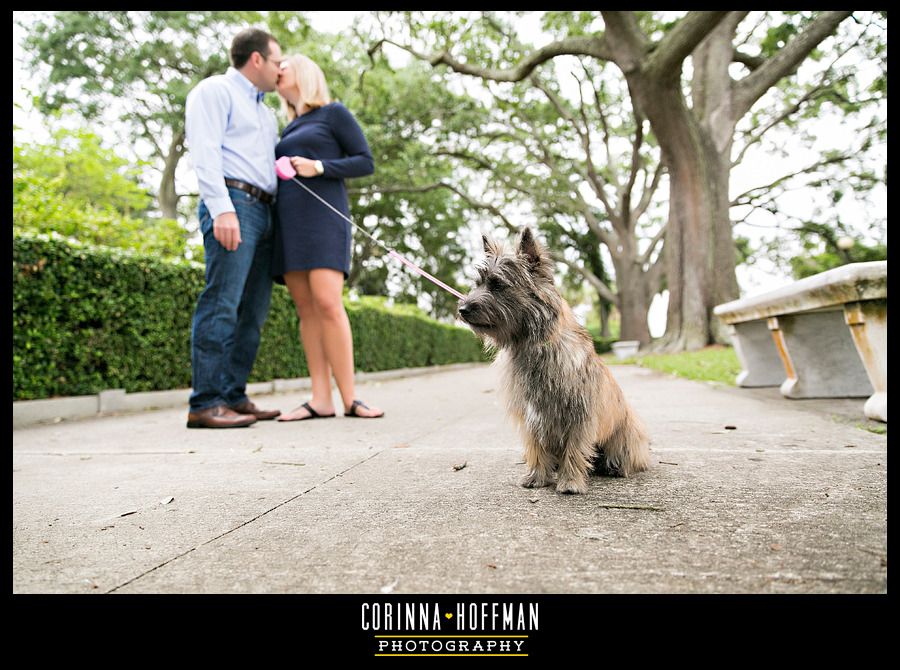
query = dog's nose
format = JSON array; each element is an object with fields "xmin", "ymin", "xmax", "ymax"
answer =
[{"xmin": 458, "ymin": 302, "xmax": 476, "ymax": 319}]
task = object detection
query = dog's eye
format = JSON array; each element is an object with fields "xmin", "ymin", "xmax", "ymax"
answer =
[{"xmin": 487, "ymin": 277, "xmax": 505, "ymax": 291}]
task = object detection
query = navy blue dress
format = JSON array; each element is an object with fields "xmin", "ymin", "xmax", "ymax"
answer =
[{"xmin": 273, "ymin": 102, "xmax": 374, "ymax": 282}]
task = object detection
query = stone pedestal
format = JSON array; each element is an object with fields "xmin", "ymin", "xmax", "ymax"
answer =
[
  {"xmin": 729, "ymin": 321, "xmax": 784, "ymax": 387},
  {"xmin": 844, "ymin": 300, "xmax": 887, "ymax": 422}
]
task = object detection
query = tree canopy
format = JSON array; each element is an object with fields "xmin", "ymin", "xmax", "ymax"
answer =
[
  {"xmin": 366, "ymin": 10, "xmax": 886, "ymax": 348},
  {"xmin": 13, "ymin": 126, "xmax": 194, "ymax": 260},
  {"xmin": 14, "ymin": 11, "xmax": 887, "ymax": 334}
]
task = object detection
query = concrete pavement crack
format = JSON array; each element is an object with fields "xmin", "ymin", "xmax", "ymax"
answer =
[
  {"xmin": 106, "ymin": 404, "xmax": 486, "ymax": 593},
  {"xmin": 105, "ymin": 449, "xmax": 384, "ymax": 593},
  {"xmin": 17, "ymin": 451, "xmax": 198, "ymax": 456}
]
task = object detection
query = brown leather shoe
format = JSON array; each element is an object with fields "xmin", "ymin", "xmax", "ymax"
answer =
[
  {"xmin": 228, "ymin": 399, "xmax": 281, "ymax": 420},
  {"xmin": 187, "ymin": 405, "xmax": 258, "ymax": 429}
]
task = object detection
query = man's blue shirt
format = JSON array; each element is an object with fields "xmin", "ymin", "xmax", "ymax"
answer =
[{"xmin": 185, "ymin": 67, "xmax": 278, "ymax": 218}]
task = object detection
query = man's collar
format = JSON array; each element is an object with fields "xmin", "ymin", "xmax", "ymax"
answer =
[{"xmin": 227, "ymin": 67, "xmax": 265, "ymax": 102}]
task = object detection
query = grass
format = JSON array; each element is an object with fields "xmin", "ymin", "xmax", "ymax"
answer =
[{"xmin": 601, "ymin": 344, "xmax": 742, "ymax": 386}]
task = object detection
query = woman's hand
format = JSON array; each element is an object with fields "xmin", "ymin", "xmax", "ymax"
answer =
[{"xmin": 290, "ymin": 156, "xmax": 320, "ymax": 178}]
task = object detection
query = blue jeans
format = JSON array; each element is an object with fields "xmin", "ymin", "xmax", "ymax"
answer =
[{"xmin": 190, "ymin": 187, "xmax": 274, "ymax": 410}]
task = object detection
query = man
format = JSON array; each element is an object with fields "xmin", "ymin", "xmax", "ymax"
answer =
[{"xmin": 184, "ymin": 28, "xmax": 283, "ymax": 428}]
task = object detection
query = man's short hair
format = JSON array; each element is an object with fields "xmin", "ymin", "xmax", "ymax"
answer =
[{"xmin": 231, "ymin": 28, "xmax": 279, "ymax": 69}]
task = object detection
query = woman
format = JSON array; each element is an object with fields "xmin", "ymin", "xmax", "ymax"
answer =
[{"xmin": 273, "ymin": 53, "xmax": 383, "ymax": 420}]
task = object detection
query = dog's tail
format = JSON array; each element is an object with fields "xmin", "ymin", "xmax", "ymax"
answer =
[{"xmin": 593, "ymin": 408, "xmax": 651, "ymax": 477}]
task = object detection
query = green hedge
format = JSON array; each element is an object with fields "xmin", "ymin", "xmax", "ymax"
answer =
[
  {"xmin": 13, "ymin": 232, "xmax": 488, "ymax": 401},
  {"xmin": 591, "ymin": 336, "xmax": 616, "ymax": 355}
]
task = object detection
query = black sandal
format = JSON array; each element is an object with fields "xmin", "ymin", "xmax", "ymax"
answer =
[
  {"xmin": 277, "ymin": 401, "xmax": 336, "ymax": 422},
  {"xmin": 345, "ymin": 399, "xmax": 385, "ymax": 418}
]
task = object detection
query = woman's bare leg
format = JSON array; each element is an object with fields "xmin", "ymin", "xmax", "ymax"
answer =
[
  {"xmin": 279, "ymin": 270, "xmax": 336, "ymax": 419},
  {"xmin": 309, "ymin": 268, "xmax": 383, "ymax": 417}
]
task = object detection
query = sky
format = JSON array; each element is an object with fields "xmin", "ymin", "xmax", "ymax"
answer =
[{"xmin": 13, "ymin": 11, "xmax": 886, "ymax": 337}]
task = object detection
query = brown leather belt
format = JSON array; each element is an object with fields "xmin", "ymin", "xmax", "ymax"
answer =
[{"xmin": 224, "ymin": 178, "xmax": 274, "ymax": 204}]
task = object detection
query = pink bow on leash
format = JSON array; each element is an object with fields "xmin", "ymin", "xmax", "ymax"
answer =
[{"xmin": 275, "ymin": 156, "xmax": 465, "ymax": 301}]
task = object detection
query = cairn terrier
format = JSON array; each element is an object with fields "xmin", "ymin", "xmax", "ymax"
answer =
[{"xmin": 458, "ymin": 227, "xmax": 651, "ymax": 494}]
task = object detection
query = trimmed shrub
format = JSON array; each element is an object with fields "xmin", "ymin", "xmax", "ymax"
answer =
[
  {"xmin": 13, "ymin": 232, "xmax": 487, "ymax": 400},
  {"xmin": 591, "ymin": 336, "xmax": 616, "ymax": 355}
]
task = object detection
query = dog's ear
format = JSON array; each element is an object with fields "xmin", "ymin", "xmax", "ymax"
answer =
[
  {"xmin": 482, "ymin": 234, "xmax": 502, "ymax": 258},
  {"xmin": 517, "ymin": 227, "xmax": 544, "ymax": 267},
  {"xmin": 517, "ymin": 227, "xmax": 553, "ymax": 279}
]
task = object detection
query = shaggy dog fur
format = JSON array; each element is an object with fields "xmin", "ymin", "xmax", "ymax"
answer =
[{"xmin": 458, "ymin": 227, "xmax": 651, "ymax": 494}]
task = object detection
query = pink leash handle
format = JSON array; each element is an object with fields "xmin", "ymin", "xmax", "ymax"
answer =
[{"xmin": 275, "ymin": 156, "xmax": 465, "ymax": 301}]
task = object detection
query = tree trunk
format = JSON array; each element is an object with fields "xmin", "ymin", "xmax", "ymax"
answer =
[
  {"xmin": 693, "ymin": 15, "xmax": 742, "ymax": 344},
  {"xmin": 623, "ymin": 14, "xmax": 747, "ymax": 352},
  {"xmin": 599, "ymin": 298, "xmax": 611, "ymax": 338},
  {"xmin": 630, "ymin": 78, "xmax": 716, "ymax": 351},
  {"xmin": 665, "ymin": 156, "xmax": 716, "ymax": 350},
  {"xmin": 709, "ymin": 147, "xmax": 740, "ymax": 344},
  {"xmin": 612, "ymin": 256, "xmax": 652, "ymax": 345},
  {"xmin": 158, "ymin": 129, "xmax": 185, "ymax": 221}
]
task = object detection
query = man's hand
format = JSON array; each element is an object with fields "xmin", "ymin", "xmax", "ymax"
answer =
[
  {"xmin": 213, "ymin": 212, "xmax": 242, "ymax": 252},
  {"xmin": 290, "ymin": 156, "xmax": 320, "ymax": 178}
]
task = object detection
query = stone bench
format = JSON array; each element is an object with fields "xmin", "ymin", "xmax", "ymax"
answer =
[{"xmin": 713, "ymin": 261, "xmax": 886, "ymax": 423}]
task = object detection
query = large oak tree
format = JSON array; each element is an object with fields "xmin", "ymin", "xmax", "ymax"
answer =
[{"xmin": 373, "ymin": 11, "xmax": 859, "ymax": 349}]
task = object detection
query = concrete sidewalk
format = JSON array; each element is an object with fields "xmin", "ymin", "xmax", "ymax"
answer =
[{"xmin": 13, "ymin": 364, "xmax": 886, "ymax": 593}]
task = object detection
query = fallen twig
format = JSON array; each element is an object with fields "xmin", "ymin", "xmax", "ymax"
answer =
[
  {"xmin": 856, "ymin": 546, "xmax": 886, "ymax": 560},
  {"xmin": 597, "ymin": 504, "xmax": 664, "ymax": 512}
]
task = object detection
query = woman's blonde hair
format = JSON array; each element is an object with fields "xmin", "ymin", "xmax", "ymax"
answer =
[{"xmin": 280, "ymin": 53, "xmax": 332, "ymax": 121}]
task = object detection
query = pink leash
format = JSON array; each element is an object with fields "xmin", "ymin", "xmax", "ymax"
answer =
[{"xmin": 275, "ymin": 156, "xmax": 465, "ymax": 301}]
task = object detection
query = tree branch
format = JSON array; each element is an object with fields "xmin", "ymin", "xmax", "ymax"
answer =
[
  {"xmin": 548, "ymin": 251, "xmax": 619, "ymax": 304},
  {"xmin": 572, "ymin": 191, "xmax": 617, "ymax": 250},
  {"xmin": 520, "ymin": 105, "xmax": 626, "ymax": 244},
  {"xmin": 134, "ymin": 103, "xmax": 164, "ymax": 160},
  {"xmin": 350, "ymin": 180, "xmax": 525, "ymax": 239},
  {"xmin": 731, "ymin": 84, "xmax": 827, "ymax": 167},
  {"xmin": 732, "ymin": 27, "xmax": 865, "ymax": 168},
  {"xmin": 733, "ymin": 48, "xmax": 765, "ymax": 71},
  {"xmin": 646, "ymin": 239, "xmax": 667, "ymax": 295},
  {"xmin": 632, "ymin": 157, "xmax": 666, "ymax": 222},
  {"xmin": 732, "ymin": 23, "xmax": 864, "ymax": 168},
  {"xmin": 621, "ymin": 112, "xmax": 645, "ymax": 224},
  {"xmin": 734, "ymin": 12, "xmax": 769, "ymax": 50},
  {"xmin": 580, "ymin": 61, "xmax": 624, "ymax": 210},
  {"xmin": 733, "ymin": 11, "xmax": 853, "ymax": 119},
  {"xmin": 640, "ymin": 223, "xmax": 667, "ymax": 265},
  {"xmin": 434, "ymin": 149, "xmax": 494, "ymax": 171},
  {"xmin": 729, "ymin": 153, "xmax": 854, "ymax": 206},
  {"xmin": 528, "ymin": 73, "xmax": 620, "ymax": 228},
  {"xmin": 644, "ymin": 11, "xmax": 732, "ymax": 80},
  {"xmin": 369, "ymin": 34, "xmax": 614, "ymax": 83},
  {"xmin": 576, "ymin": 75, "xmax": 622, "ymax": 223},
  {"xmin": 348, "ymin": 183, "xmax": 449, "ymax": 196}
]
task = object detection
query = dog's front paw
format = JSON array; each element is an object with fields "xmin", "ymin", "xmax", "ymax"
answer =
[
  {"xmin": 555, "ymin": 477, "xmax": 588, "ymax": 495},
  {"xmin": 521, "ymin": 471, "xmax": 552, "ymax": 488}
]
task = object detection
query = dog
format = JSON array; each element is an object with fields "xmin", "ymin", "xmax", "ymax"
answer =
[{"xmin": 457, "ymin": 227, "xmax": 651, "ymax": 494}]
